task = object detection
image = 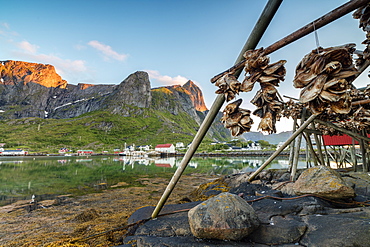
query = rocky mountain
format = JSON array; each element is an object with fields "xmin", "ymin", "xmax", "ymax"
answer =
[
  {"xmin": 0, "ymin": 60, "xmax": 230, "ymax": 141},
  {"xmin": 0, "ymin": 60, "xmax": 67, "ymax": 88}
]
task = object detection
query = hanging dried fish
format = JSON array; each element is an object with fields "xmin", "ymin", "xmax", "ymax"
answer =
[
  {"xmin": 214, "ymin": 48, "xmax": 286, "ymax": 135},
  {"xmin": 293, "ymin": 45, "xmax": 358, "ymax": 115},
  {"xmin": 214, "ymin": 74, "xmax": 241, "ymax": 102},
  {"xmin": 353, "ymin": 3, "xmax": 370, "ymax": 61},
  {"xmin": 281, "ymin": 99, "xmax": 304, "ymax": 119},
  {"xmin": 241, "ymin": 49, "xmax": 286, "ymax": 134},
  {"xmin": 221, "ymin": 99, "xmax": 254, "ymax": 137}
]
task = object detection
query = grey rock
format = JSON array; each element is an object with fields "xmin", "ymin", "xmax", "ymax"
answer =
[
  {"xmin": 135, "ymin": 211, "xmax": 192, "ymax": 237},
  {"xmin": 248, "ymin": 215, "xmax": 307, "ymax": 245},
  {"xmin": 293, "ymin": 166, "xmax": 355, "ymax": 199},
  {"xmin": 127, "ymin": 201, "xmax": 201, "ymax": 225},
  {"xmin": 120, "ymin": 236, "xmax": 270, "ymax": 247},
  {"xmin": 188, "ymin": 192, "xmax": 260, "ymax": 240},
  {"xmin": 300, "ymin": 208, "xmax": 370, "ymax": 247}
]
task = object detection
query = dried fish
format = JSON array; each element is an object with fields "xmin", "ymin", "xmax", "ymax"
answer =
[
  {"xmin": 258, "ymin": 111, "xmax": 275, "ymax": 134},
  {"xmin": 215, "ymin": 74, "xmax": 241, "ymax": 102},
  {"xmin": 221, "ymin": 99, "xmax": 254, "ymax": 137},
  {"xmin": 299, "ymin": 74, "xmax": 327, "ymax": 103},
  {"xmin": 224, "ymin": 98, "xmax": 243, "ymax": 115},
  {"xmin": 353, "ymin": 3, "xmax": 370, "ymax": 60},
  {"xmin": 294, "ymin": 45, "xmax": 357, "ymax": 115}
]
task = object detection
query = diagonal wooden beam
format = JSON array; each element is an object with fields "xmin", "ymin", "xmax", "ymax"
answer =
[{"xmin": 151, "ymin": 0, "xmax": 283, "ymax": 219}]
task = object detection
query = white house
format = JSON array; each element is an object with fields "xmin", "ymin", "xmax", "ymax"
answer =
[
  {"xmin": 137, "ymin": 145, "xmax": 151, "ymax": 151},
  {"xmin": 0, "ymin": 149, "xmax": 28, "ymax": 155},
  {"xmin": 175, "ymin": 142, "xmax": 184, "ymax": 148},
  {"xmin": 155, "ymin": 144, "xmax": 176, "ymax": 154},
  {"xmin": 247, "ymin": 142, "xmax": 262, "ymax": 151}
]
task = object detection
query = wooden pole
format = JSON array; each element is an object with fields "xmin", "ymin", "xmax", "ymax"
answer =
[
  {"xmin": 360, "ymin": 129, "xmax": 368, "ymax": 172},
  {"xmin": 288, "ymin": 117, "xmax": 297, "ymax": 172},
  {"xmin": 311, "ymin": 123, "xmax": 325, "ymax": 166},
  {"xmin": 211, "ymin": 0, "xmax": 369, "ymax": 83},
  {"xmin": 321, "ymin": 135, "xmax": 331, "ymax": 166},
  {"xmin": 291, "ymin": 110, "xmax": 306, "ymax": 181},
  {"xmin": 291, "ymin": 130, "xmax": 303, "ymax": 181},
  {"xmin": 351, "ymin": 137, "xmax": 358, "ymax": 171},
  {"xmin": 303, "ymin": 131, "xmax": 319, "ymax": 167},
  {"xmin": 248, "ymin": 114, "xmax": 318, "ymax": 182},
  {"xmin": 151, "ymin": 0, "xmax": 283, "ymax": 219}
]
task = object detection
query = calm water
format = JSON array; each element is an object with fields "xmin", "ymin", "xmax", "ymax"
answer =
[{"xmin": 0, "ymin": 155, "xmax": 306, "ymax": 206}]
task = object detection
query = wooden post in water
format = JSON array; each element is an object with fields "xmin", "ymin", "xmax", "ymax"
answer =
[{"xmin": 151, "ymin": 0, "xmax": 283, "ymax": 219}]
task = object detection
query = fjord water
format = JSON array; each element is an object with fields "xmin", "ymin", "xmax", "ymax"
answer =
[{"xmin": 0, "ymin": 155, "xmax": 306, "ymax": 206}]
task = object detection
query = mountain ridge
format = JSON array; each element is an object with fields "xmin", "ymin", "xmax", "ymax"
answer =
[{"xmin": 0, "ymin": 60, "xmax": 230, "ymax": 146}]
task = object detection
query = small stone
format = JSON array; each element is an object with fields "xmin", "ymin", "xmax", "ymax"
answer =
[{"xmin": 188, "ymin": 192, "xmax": 259, "ymax": 240}]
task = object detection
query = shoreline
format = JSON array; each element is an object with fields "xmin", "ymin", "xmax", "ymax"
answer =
[{"xmin": 0, "ymin": 150, "xmax": 298, "ymax": 157}]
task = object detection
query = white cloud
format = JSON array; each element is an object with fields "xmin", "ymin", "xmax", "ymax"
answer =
[
  {"xmin": 1, "ymin": 22, "xmax": 10, "ymax": 29},
  {"xmin": 74, "ymin": 44, "xmax": 86, "ymax": 50},
  {"xmin": 146, "ymin": 70, "xmax": 190, "ymax": 86},
  {"xmin": 17, "ymin": 40, "xmax": 39, "ymax": 54},
  {"xmin": 11, "ymin": 51, "xmax": 88, "ymax": 83},
  {"xmin": 88, "ymin": 40, "xmax": 128, "ymax": 61}
]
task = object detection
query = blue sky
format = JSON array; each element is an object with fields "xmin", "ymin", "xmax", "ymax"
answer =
[{"xmin": 1, "ymin": 0, "xmax": 368, "ymax": 132}]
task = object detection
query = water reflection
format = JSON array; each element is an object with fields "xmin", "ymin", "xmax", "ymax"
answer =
[{"xmin": 0, "ymin": 155, "xmax": 306, "ymax": 206}]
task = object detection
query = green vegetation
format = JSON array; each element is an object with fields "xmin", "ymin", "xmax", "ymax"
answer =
[
  {"xmin": 0, "ymin": 108, "xmax": 216, "ymax": 153},
  {"xmin": 257, "ymin": 140, "xmax": 277, "ymax": 150}
]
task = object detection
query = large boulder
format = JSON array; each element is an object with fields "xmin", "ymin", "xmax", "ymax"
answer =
[
  {"xmin": 293, "ymin": 166, "xmax": 355, "ymax": 199},
  {"xmin": 188, "ymin": 192, "xmax": 260, "ymax": 240}
]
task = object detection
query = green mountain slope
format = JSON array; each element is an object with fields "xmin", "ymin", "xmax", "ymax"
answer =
[{"xmin": 0, "ymin": 108, "xmax": 215, "ymax": 153}]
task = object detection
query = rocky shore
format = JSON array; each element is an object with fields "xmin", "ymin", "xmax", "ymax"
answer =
[
  {"xmin": 119, "ymin": 167, "xmax": 370, "ymax": 247},
  {"xmin": 1, "ymin": 167, "xmax": 369, "ymax": 246},
  {"xmin": 0, "ymin": 174, "xmax": 217, "ymax": 246}
]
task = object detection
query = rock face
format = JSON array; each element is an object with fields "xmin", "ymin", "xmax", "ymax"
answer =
[
  {"xmin": 188, "ymin": 192, "xmax": 260, "ymax": 240},
  {"xmin": 293, "ymin": 166, "xmax": 356, "ymax": 199},
  {"xmin": 0, "ymin": 60, "xmax": 230, "ymax": 140},
  {"xmin": 108, "ymin": 71, "xmax": 152, "ymax": 109},
  {"xmin": 0, "ymin": 61, "xmax": 202, "ymax": 120},
  {"xmin": 182, "ymin": 80, "xmax": 208, "ymax": 112},
  {"xmin": 0, "ymin": 60, "xmax": 67, "ymax": 88}
]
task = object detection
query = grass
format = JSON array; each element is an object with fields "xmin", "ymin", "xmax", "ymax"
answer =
[{"xmin": 0, "ymin": 108, "xmax": 215, "ymax": 153}]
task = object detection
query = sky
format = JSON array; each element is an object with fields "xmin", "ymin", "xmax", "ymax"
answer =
[{"xmin": 1, "ymin": 0, "xmax": 368, "ymax": 133}]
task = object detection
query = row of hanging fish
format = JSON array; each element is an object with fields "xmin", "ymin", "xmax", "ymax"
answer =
[
  {"xmin": 313, "ymin": 84, "xmax": 370, "ymax": 135},
  {"xmin": 353, "ymin": 3, "xmax": 370, "ymax": 62},
  {"xmin": 293, "ymin": 44, "xmax": 358, "ymax": 115},
  {"xmin": 215, "ymin": 48, "xmax": 286, "ymax": 135},
  {"xmin": 215, "ymin": 3, "xmax": 370, "ymax": 136}
]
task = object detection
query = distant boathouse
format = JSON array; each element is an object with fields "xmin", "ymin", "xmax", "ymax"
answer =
[{"xmin": 154, "ymin": 144, "xmax": 175, "ymax": 154}]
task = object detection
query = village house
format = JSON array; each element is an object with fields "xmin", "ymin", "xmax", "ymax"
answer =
[
  {"xmin": 247, "ymin": 141, "xmax": 262, "ymax": 151},
  {"xmin": 175, "ymin": 142, "xmax": 185, "ymax": 148},
  {"xmin": 155, "ymin": 144, "xmax": 176, "ymax": 154},
  {"xmin": 77, "ymin": 150, "xmax": 93, "ymax": 156},
  {"xmin": 0, "ymin": 149, "xmax": 28, "ymax": 155},
  {"xmin": 58, "ymin": 148, "xmax": 70, "ymax": 154},
  {"xmin": 137, "ymin": 145, "xmax": 151, "ymax": 151}
]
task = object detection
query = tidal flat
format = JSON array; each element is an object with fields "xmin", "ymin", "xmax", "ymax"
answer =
[{"xmin": 0, "ymin": 173, "xmax": 217, "ymax": 246}]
